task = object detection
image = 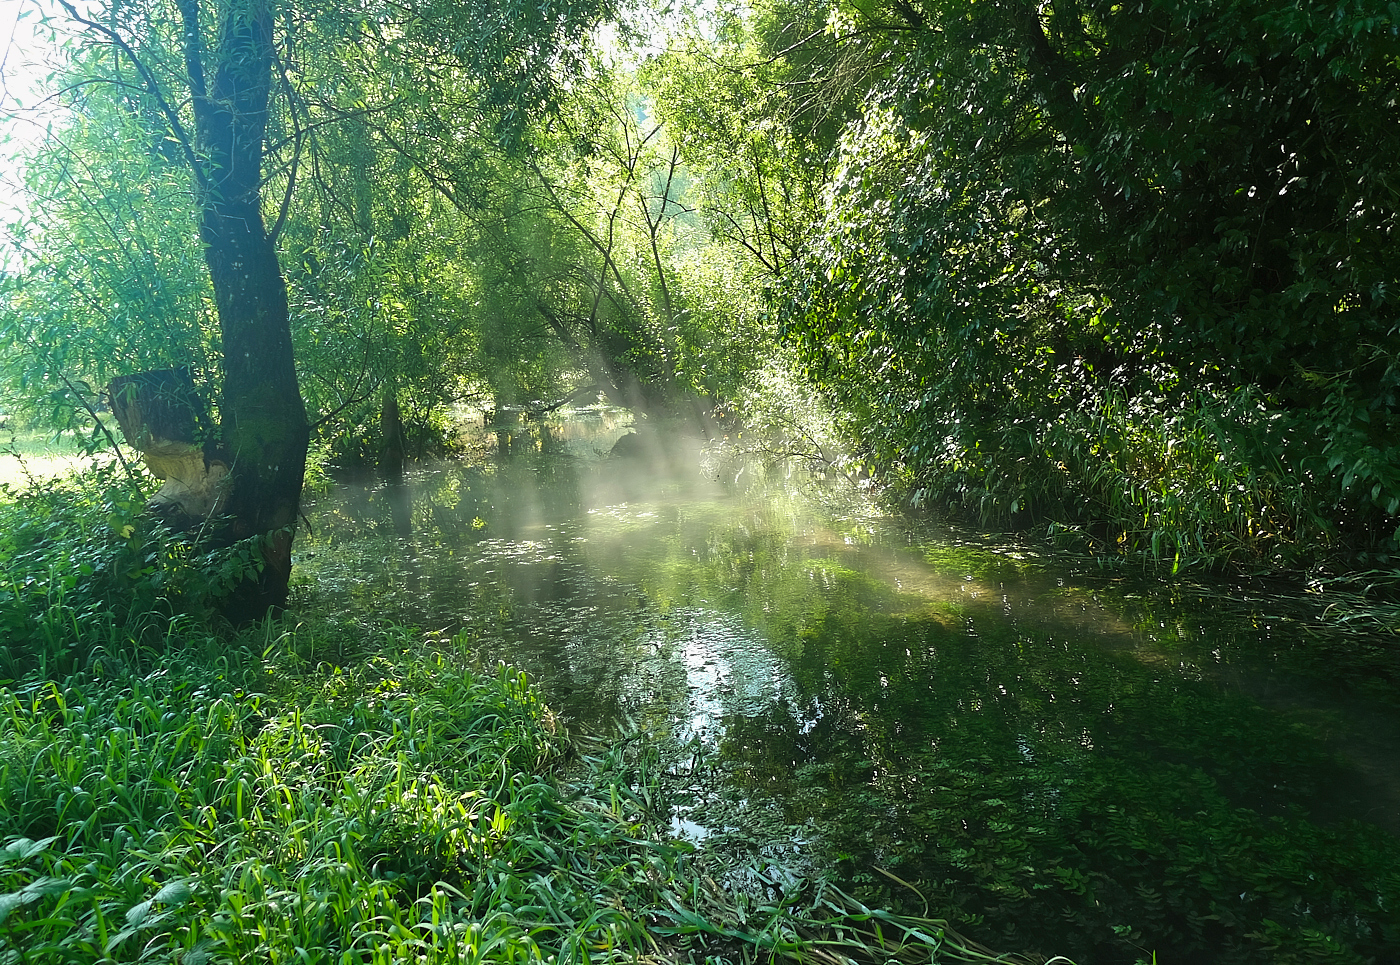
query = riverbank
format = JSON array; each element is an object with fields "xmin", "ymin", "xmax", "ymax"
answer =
[
  {"xmin": 0, "ymin": 624, "xmax": 1054, "ymax": 964},
  {"xmin": 0, "ymin": 467, "xmax": 1057, "ymax": 964},
  {"xmin": 5, "ymin": 441, "xmax": 1400, "ymax": 963}
]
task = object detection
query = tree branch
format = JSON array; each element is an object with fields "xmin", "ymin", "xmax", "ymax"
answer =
[{"xmin": 53, "ymin": 0, "xmax": 206, "ymax": 192}]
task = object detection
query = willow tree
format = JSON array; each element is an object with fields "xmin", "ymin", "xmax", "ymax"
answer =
[
  {"xmin": 642, "ymin": 0, "xmax": 853, "ymax": 282},
  {"xmin": 30, "ymin": 0, "xmax": 305, "ymax": 619},
  {"xmin": 10, "ymin": 0, "xmax": 617, "ymax": 619}
]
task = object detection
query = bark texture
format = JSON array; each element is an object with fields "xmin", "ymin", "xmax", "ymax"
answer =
[
  {"xmin": 182, "ymin": 0, "xmax": 309, "ymax": 620},
  {"xmin": 108, "ymin": 369, "xmax": 229, "ymax": 527}
]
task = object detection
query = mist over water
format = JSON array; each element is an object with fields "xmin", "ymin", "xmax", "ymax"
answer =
[{"xmin": 291, "ymin": 409, "xmax": 1400, "ymax": 960}]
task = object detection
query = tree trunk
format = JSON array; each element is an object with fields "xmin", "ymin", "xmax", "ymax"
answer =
[
  {"xmin": 381, "ymin": 382, "xmax": 411, "ymax": 536},
  {"xmin": 185, "ymin": 0, "xmax": 308, "ymax": 620},
  {"xmin": 108, "ymin": 368, "xmax": 228, "ymax": 527},
  {"xmin": 381, "ymin": 382, "xmax": 405, "ymax": 485}
]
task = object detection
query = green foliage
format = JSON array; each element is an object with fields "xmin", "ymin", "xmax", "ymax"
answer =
[
  {"xmin": 0, "ymin": 611, "xmax": 1046, "ymax": 965},
  {"xmin": 700, "ymin": 354, "xmax": 875, "ymax": 516},
  {"xmin": 277, "ymin": 113, "xmax": 487, "ymax": 460},
  {"xmin": 0, "ymin": 34, "xmax": 216, "ymax": 434},
  {"xmin": 0, "ymin": 636, "xmax": 656, "ymax": 962},
  {"xmin": 0, "ymin": 466, "xmax": 269, "ymax": 678},
  {"xmin": 267, "ymin": 3, "xmax": 765, "ymax": 438},
  {"xmin": 1, "ymin": 0, "xmax": 636, "ymax": 469},
  {"xmin": 0, "ymin": 0, "xmax": 777, "ymax": 477},
  {"xmin": 908, "ymin": 386, "xmax": 1344, "ymax": 572},
  {"xmin": 767, "ymin": 0, "xmax": 1400, "ymax": 570},
  {"xmin": 642, "ymin": 0, "xmax": 851, "ymax": 278},
  {"xmin": 462, "ymin": 63, "xmax": 768, "ymax": 414}
]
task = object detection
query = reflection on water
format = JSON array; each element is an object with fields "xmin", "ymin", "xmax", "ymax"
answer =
[{"xmin": 292, "ymin": 415, "xmax": 1400, "ymax": 964}]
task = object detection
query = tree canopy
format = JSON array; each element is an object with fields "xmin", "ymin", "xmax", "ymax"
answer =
[{"xmin": 2, "ymin": 0, "xmax": 1398, "ymax": 587}]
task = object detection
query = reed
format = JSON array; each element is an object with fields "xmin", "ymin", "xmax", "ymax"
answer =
[{"xmin": 916, "ymin": 386, "xmax": 1345, "ymax": 576}]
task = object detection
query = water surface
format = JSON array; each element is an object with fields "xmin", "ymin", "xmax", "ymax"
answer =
[{"xmin": 292, "ymin": 417, "xmax": 1400, "ymax": 964}]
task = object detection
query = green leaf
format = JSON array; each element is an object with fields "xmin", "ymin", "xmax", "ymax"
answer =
[
  {"xmin": 154, "ymin": 880, "xmax": 193, "ymax": 906},
  {"xmin": 0, "ymin": 836, "xmax": 58, "ymax": 863},
  {"xmin": 126, "ymin": 898, "xmax": 153, "ymax": 928},
  {"xmin": 0, "ymin": 877, "xmax": 73, "ymax": 925}
]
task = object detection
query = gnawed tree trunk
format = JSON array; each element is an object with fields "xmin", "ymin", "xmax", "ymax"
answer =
[
  {"xmin": 108, "ymin": 368, "xmax": 228, "ymax": 527},
  {"xmin": 181, "ymin": 0, "xmax": 309, "ymax": 620}
]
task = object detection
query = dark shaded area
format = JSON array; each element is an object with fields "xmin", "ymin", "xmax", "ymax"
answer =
[
  {"xmin": 768, "ymin": 0, "xmax": 1400, "ymax": 571},
  {"xmin": 381, "ymin": 386, "xmax": 411, "ymax": 536},
  {"xmin": 107, "ymin": 367, "xmax": 210, "ymax": 447}
]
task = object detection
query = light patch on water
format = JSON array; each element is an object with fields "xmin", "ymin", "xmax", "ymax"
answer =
[
  {"xmin": 477, "ymin": 539, "xmax": 561, "ymax": 563},
  {"xmin": 669, "ymin": 813, "xmax": 711, "ymax": 842},
  {"xmin": 593, "ymin": 608, "xmax": 816, "ymax": 747}
]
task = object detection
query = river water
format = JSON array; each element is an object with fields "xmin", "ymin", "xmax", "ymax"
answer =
[{"xmin": 291, "ymin": 411, "xmax": 1400, "ymax": 965}]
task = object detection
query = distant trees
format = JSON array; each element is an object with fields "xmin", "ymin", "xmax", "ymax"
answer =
[{"xmin": 472, "ymin": 66, "xmax": 764, "ymax": 418}]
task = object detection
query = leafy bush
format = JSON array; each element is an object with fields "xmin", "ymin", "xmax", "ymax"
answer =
[
  {"xmin": 0, "ymin": 465, "xmax": 265, "ymax": 680},
  {"xmin": 317, "ymin": 394, "xmax": 466, "ymax": 470},
  {"xmin": 774, "ymin": 0, "xmax": 1400, "ymax": 575},
  {"xmin": 909, "ymin": 385, "xmax": 1348, "ymax": 573}
]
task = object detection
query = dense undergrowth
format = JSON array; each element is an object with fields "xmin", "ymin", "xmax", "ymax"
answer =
[
  {"xmin": 899, "ymin": 385, "xmax": 1396, "ymax": 581},
  {"xmin": 759, "ymin": 0, "xmax": 1400, "ymax": 590},
  {"xmin": 728, "ymin": 364, "xmax": 1400, "ymax": 600},
  {"xmin": 0, "ymin": 465, "xmax": 1053, "ymax": 964}
]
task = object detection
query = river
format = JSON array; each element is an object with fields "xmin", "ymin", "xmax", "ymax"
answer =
[{"xmin": 290, "ymin": 409, "xmax": 1400, "ymax": 965}]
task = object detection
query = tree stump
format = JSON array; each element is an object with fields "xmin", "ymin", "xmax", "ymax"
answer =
[{"xmin": 107, "ymin": 368, "xmax": 228, "ymax": 528}]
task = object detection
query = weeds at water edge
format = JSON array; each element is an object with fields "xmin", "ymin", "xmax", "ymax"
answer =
[{"xmin": 0, "ymin": 621, "xmax": 1067, "ymax": 964}]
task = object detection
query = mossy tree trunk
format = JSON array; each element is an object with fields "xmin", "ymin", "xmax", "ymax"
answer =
[{"xmin": 181, "ymin": 0, "xmax": 308, "ymax": 619}]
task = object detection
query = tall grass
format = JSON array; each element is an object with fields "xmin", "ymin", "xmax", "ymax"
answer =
[
  {"xmin": 1040, "ymin": 387, "xmax": 1320, "ymax": 570},
  {"xmin": 1, "ymin": 626, "xmax": 1057, "ymax": 964},
  {"xmin": 1, "ymin": 629, "xmax": 625, "ymax": 962},
  {"xmin": 0, "ymin": 464, "xmax": 275, "ymax": 681}
]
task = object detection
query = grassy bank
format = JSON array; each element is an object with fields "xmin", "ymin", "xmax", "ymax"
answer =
[
  {"xmin": 0, "ymin": 468, "xmax": 1055, "ymax": 964},
  {"xmin": 1, "ymin": 625, "xmax": 670, "ymax": 961},
  {"xmin": 1, "ymin": 630, "xmax": 1052, "ymax": 964},
  {"xmin": 0, "ymin": 429, "xmax": 99, "ymax": 489}
]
